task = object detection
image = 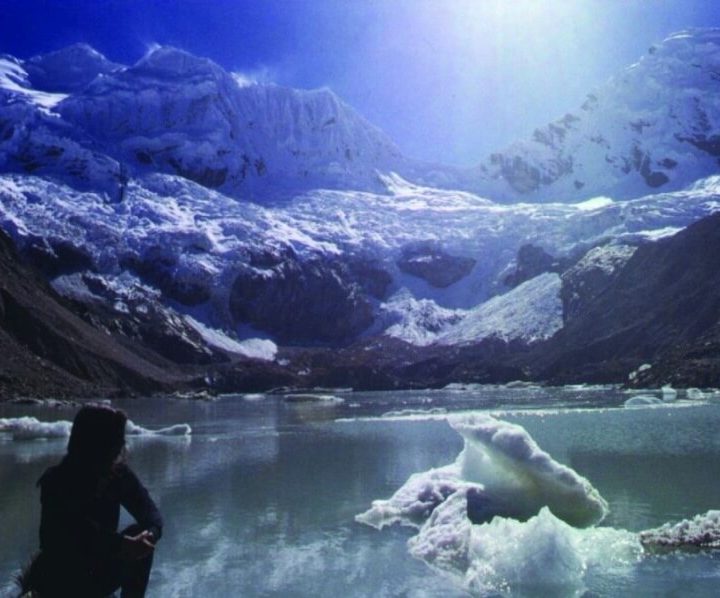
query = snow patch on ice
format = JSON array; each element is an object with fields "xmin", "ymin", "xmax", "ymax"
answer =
[
  {"xmin": 570, "ymin": 244, "xmax": 637, "ymax": 277},
  {"xmin": 381, "ymin": 290, "xmax": 461, "ymax": 346},
  {"xmin": 574, "ymin": 196, "xmax": 614, "ymax": 211},
  {"xmin": 381, "ymin": 273, "xmax": 562, "ymax": 346},
  {"xmin": 0, "ymin": 57, "xmax": 68, "ymax": 109},
  {"xmin": 438, "ymin": 273, "xmax": 563, "ymax": 345}
]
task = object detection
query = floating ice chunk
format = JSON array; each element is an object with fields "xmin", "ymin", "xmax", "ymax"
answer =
[
  {"xmin": 686, "ymin": 388, "xmax": 706, "ymax": 400},
  {"xmin": 410, "ymin": 500, "xmax": 640, "ymax": 597},
  {"xmin": 661, "ymin": 385, "xmax": 678, "ymax": 401},
  {"xmin": 640, "ymin": 510, "xmax": 720, "ymax": 550},
  {"xmin": 381, "ymin": 408, "xmax": 448, "ymax": 418},
  {"xmin": 452, "ymin": 415, "xmax": 608, "ymax": 527},
  {"xmin": 0, "ymin": 416, "xmax": 191, "ymax": 440},
  {"xmin": 355, "ymin": 465, "xmax": 473, "ymax": 530},
  {"xmin": 624, "ymin": 395, "xmax": 664, "ymax": 408},
  {"xmin": 358, "ymin": 416, "xmax": 644, "ymax": 596},
  {"xmin": 282, "ymin": 394, "xmax": 344, "ymax": 404},
  {"xmin": 126, "ymin": 420, "xmax": 192, "ymax": 436},
  {"xmin": 407, "ymin": 488, "xmax": 474, "ymax": 572},
  {"xmin": 357, "ymin": 414, "xmax": 608, "ymax": 533},
  {"xmin": 242, "ymin": 393, "xmax": 266, "ymax": 401},
  {"xmin": 0, "ymin": 417, "xmax": 71, "ymax": 440},
  {"xmin": 443, "ymin": 382, "xmax": 484, "ymax": 391}
]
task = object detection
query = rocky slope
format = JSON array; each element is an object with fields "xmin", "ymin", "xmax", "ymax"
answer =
[
  {"xmin": 0, "ymin": 229, "xmax": 197, "ymax": 397},
  {"xmin": 527, "ymin": 211, "xmax": 720, "ymax": 384}
]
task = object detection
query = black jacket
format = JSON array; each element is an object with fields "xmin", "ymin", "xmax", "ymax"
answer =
[{"xmin": 38, "ymin": 460, "xmax": 163, "ymax": 560}]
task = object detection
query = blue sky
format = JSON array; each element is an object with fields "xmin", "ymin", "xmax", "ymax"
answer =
[{"xmin": 4, "ymin": 0, "xmax": 720, "ymax": 165}]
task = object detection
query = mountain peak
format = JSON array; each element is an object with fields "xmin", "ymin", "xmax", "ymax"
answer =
[
  {"xmin": 130, "ymin": 46, "xmax": 225, "ymax": 80},
  {"xmin": 23, "ymin": 43, "xmax": 122, "ymax": 92}
]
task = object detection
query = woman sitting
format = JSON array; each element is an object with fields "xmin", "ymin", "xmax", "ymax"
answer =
[{"xmin": 21, "ymin": 405, "xmax": 162, "ymax": 597}]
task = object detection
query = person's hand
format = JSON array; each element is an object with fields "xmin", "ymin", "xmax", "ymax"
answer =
[{"xmin": 119, "ymin": 530, "xmax": 155, "ymax": 561}]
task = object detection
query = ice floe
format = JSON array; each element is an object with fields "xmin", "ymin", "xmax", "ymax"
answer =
[
  {"xmin": 624, "ymin": 395, "xmax": 664, "ymax": 408},
  {"xmin": 640, "ymin": 510, "xmax": 720, "ymax": 550},
  {"xmin": 357, "ymin": 414, "xmax": 608, "ymax": 530},
  {"xmin": 357, "ymin": 414, "xmax": 646, "ymax": 596},
  {"xmin": 0, "ymin": 416, "xmax": 191, "ymax": 440},
  {"xmin": 282, "ymin": 393, "xmax": 344, "ymax": 403}
]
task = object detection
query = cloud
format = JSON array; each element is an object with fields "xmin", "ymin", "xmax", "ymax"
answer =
[
  {"xmin": 231, "ymin": 65, "xmax": 276, "ymax": 87},
  {"xmin": 144, "ymin": 41, "xmax": 162, "ymax": 55}
]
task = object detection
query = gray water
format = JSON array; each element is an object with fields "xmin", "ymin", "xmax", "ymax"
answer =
[{"xmin": 2, "ymin": 386, "xmax": 720, "ymax": 596}]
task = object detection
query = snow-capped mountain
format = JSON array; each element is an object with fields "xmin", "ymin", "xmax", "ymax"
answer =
[
  {"xmin": 4, "ymin": 31, "xmax": 720, "ymax": 203},
  {"xmin": 23, "ymin": 43, "xmax": 123, "ymax": 93},
  {"xmin": 2, "ymin": 32, "xmax": 720, "ymax": 392},
  {"xmin": 469, "ymin": 29, "xmax": 720, "ymax": 201},
  {"xmin": 1, "ymin": 45, "xmax": 416, "ymax": 200}
]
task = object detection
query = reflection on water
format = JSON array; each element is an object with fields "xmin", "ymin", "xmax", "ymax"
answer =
[{"xmin": 1, "ymin": 388, "xmax": 720, "ymax": 596}]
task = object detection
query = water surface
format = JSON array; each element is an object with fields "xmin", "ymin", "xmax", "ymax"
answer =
[{"xmin": 2, "ymin": 386, "xmax": 720, "ymax": 596}]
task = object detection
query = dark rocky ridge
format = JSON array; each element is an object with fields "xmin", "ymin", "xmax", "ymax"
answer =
[
  {"xmin": 528, "ymin": 212, "xmax": 720, "ymax": 385},
  {"xmin": 230, "ymin": 253, "xmax": 390, "ymax": 344},
  {"xmin": 0, "ymin": 229, "xmax": 205, "ymax": 398}
]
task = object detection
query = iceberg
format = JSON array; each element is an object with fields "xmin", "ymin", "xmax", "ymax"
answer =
[
  {"xmin": 0, "ymin": 416, "xmax": 71, "ymax": 440},
  {"xmin": 357, "ymin": 415, "xmax": 641, "ymax": 596},
  {"xmin": 357, "ymin": 414, "xmax": 607, "ymax": 531},
  {"xmin": 0, "ymin": 416, "xmax": 191, "ymax": 440},
  {"xmin": 624, "ymin": 395, "xmax": 664, "ymax": 408},
  {"xmin": 410, "ymin": 500, "xmax": 639, "ymax": 596}
]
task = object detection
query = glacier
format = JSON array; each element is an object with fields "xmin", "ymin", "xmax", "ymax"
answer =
[{"xmin": 1, "ymin": 171, "xmax": 718, "ymax": 348}]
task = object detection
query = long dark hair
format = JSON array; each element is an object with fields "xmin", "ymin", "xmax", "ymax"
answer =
[{"xmin": 64, "ymin": 404, "xmax": 128, "ymax": 475}]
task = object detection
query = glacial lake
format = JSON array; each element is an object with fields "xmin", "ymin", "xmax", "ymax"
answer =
[{"xmin": 2, "ymin": 386, "xmax": 720, "ymax": 597}]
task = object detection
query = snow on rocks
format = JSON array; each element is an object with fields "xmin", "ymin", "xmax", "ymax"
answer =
[
  {"xmin": 437, "ymin": 273, "xmax": 563, "ymax": 345},
  {"xmin": 1, "ymin": 170, "xmax": 719, "ymax": 346},
  {"xmin": 184, "ymin": 316, "xmax": 277, "ymax": 361}
]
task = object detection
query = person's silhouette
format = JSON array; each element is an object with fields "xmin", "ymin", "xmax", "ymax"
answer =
[{"xmin": 22, "ymin": 405, "xmax": 162, "ymax": 597}]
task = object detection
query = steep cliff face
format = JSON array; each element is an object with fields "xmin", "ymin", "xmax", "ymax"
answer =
[{"xmin": 54, "ymin": 46, "xmax": 406, "ymax": 197}]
